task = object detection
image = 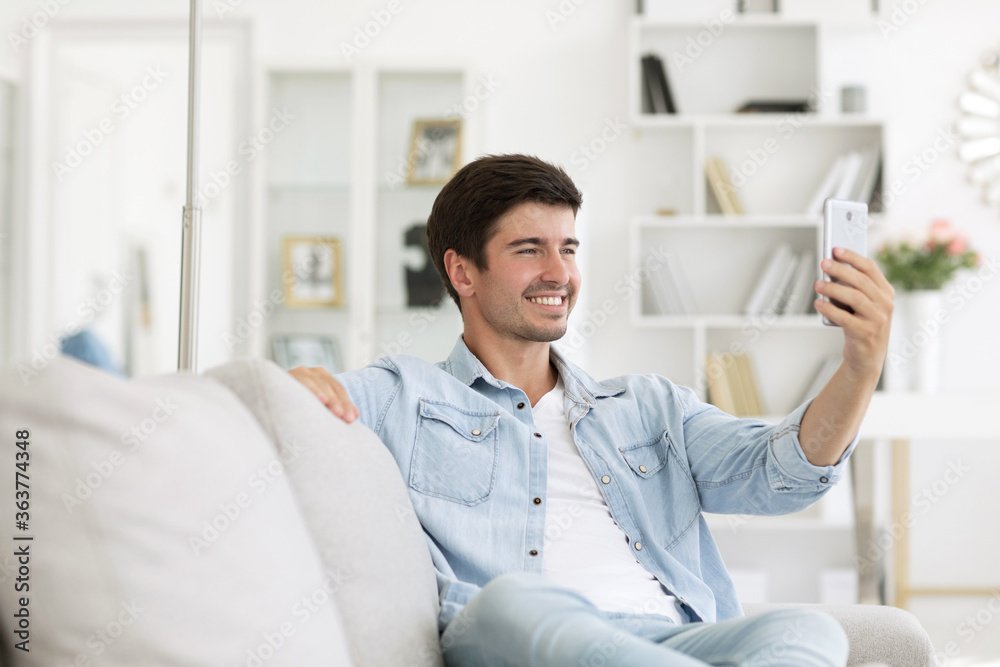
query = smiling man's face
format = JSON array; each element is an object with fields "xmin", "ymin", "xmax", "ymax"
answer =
[{"xmin": 465, "ymin": 201, "xmax": 581, "ymax": 344}]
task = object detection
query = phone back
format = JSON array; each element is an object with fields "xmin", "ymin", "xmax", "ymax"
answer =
[{"xmin": 822, "ymin": 199, "xmax": 868, "ymax": 325}]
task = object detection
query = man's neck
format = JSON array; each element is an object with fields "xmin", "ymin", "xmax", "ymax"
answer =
[{"xmin": 462, "ymin": 333, "xmax": 558, "ymax": 406}]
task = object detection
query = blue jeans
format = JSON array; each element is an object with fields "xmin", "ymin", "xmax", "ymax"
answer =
[{"xmin": 440, "ymin": 573, "xmax": 849, "ymax": 667}]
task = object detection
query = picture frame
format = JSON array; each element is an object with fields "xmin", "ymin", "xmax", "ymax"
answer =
[
  {"xmin": 282, "ymin": 236, "xmax": 343, "ymax": 307},
  {"xmin": 271, "ymin": 334, "xmax": 343, "ymax": 375},
  {"xmin": 406, "ymin": 118, "xmax": 463, "ymax": 186}
]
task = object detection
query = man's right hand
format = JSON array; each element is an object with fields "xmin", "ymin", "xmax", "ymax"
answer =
[{"xmin": 288, "ymin": 367, "xmax": 360, "ymax": 423}]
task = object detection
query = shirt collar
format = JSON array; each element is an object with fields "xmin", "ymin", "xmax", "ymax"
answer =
[{"xmin": 442, "ymin": 336, "xmax": 625, "ymax": 405}]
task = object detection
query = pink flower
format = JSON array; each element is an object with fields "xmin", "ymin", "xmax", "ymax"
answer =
[
  {"xmin": 929, "ymin": 219, "xmax": 955, "ymax": 243},
  {"xmin": 947, "ymin": 235, "xmax": 968, "ymax": 255}
]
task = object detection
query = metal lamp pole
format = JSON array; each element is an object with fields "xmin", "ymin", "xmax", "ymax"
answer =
[{"xmin": 177, "ymin": 0, "xmax": 203, "ymax": 371}]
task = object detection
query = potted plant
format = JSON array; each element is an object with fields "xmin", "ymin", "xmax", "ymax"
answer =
[{"xmin": 875, "ymin": 220, "xmax": 979, "ymax": 392}]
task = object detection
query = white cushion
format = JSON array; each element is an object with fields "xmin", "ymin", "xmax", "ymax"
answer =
[
  {"xmin": 0, "ymin": 356, "xmax": 354, "ymax": 666},
  {"xmin": 204, "ymin": 359, "xmax": 444, "ymax": 667}
]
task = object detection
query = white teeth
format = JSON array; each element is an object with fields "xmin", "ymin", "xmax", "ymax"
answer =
[{"xmin": 528, "ymin": 296, "xmax": 562, "ymax": 306}]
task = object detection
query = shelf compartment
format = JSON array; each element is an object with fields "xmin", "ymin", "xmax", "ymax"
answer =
[
  {"xmin": 704, "ymin": 326, "xmax": 842, "ymax": 415},
  {"xmin": 628, "ymin": 126, "xmax": 697, "ymax": 216},
  {"xmin": 702, "ymin": 124, "xmax": 884, "ymax": 216},
  {"xmin": 635, "ymin": 22, "xmax": 818, "ymax": 115},
  {"xmin": 634, "ymin": 224, "xmax": 819, "ymax": 317}
]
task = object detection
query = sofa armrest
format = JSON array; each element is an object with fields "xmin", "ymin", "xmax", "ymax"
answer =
[{"xmin": 743, "ymin": 603, "xmax": 933, "ymax": 667}]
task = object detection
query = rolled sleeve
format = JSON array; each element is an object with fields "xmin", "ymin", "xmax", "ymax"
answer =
[{"xmin": 767, "ymin": 398, "xmax": 859, "ymax": 492}]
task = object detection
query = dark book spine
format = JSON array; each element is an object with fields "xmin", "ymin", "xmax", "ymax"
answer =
[
  {"xmin": 651, "ymin": 54, "xmax": 677, "ymax": 114},
  {"xmin": 640, "ymin": 56, "xmax": 656, "ymax": 114}
]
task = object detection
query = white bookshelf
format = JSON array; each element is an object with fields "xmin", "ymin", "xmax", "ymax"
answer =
[
  {"xmin": 253, "ymin": 62, "xmax": 477, "ymax": 371},
  {"xmin": 627, "ymin": 12, "xmax": 886, "ymax": 413},
  {"xmin": 628, "ymin": 5, "xmax": 885, "ymax": 602}
]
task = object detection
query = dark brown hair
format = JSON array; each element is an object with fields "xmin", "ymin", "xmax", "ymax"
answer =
[{"xmin": 426, "ymin": 154, "xmax": 583, "ymax": 310}]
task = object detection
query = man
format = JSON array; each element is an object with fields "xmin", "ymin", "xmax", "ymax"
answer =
[{"xmin": 291, "ymin": 154, "xmax": 894, "ymax": 666}]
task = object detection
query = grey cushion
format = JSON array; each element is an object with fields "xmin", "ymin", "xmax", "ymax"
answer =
[
  {"xmin": 204, "ymin": 359, "xmax": 444, "ymax": 667},
  {"xmin": 744, "ymin": 602, "xmax": 934, "ymax": 666}
]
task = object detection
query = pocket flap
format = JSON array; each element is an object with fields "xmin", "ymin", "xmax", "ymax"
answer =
[
  {"xmin": 619, "ymin": 436, "xmax": 668, "ymax": 478},
  {"xmin": 418, "ymin": 399, "xmax": 500, "ymax": 442}
]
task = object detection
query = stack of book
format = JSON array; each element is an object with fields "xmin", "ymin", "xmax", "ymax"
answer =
[
  {"xmin": 705, "ymin": 352, "xmax": 765, "ymax": 417},
  {"xmin": 743, "ymin": 243, "xmax": 817, "ymax": 317},
  {"xmin": 805, "ymin": 147, "xmax": 881, "ymax": 214},
  {"xmin": 705, "ymin": 156, "xmax": 746, "ymax": 216},
  {"xmin": 640, "ymin": 53, "xmax": 677, "ymax": 114},
  {"xmin": 648, "ymin": 254, "xmax": 697, "ymax": 315}
]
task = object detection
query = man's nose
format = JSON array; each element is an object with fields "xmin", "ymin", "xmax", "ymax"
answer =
[{"xmin": 540, "ymin": 252, "xmax": 571, "ymax": 285}]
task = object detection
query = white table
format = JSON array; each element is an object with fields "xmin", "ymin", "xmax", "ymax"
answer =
[{"xmin": 858, "ymin": 392, "xmax": 1000, "ymax": 608}]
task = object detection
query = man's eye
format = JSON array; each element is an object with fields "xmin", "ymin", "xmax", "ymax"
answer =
[
  {"xmin": 518, "ymin": 248, "xmax": 537, "ymax": 254},
  {"xmin": 562, "ymin": 248, "xmax": 576, "ymax": 255}
]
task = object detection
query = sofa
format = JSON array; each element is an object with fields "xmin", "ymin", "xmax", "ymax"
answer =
[{"xmin": 0, "ymin": 356, "xmax": 935, "ymax": 666}]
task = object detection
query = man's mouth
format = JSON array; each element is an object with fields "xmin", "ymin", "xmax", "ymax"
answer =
[{"xmin": 526, "ymin": 296, "xmax": 565, "ymax": 306}]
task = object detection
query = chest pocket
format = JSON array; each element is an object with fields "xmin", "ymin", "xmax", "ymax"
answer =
[
  {"xmin": 409, "ymin": 399, "xmax": 500, "ymax": 505},
  {"xmin": 619, "ymin": 431, "xmax": 701, "ymax": 548}
]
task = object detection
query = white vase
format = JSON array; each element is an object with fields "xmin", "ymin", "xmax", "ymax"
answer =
[
  {"xmin": 886, "ymin": 291, "xmax": 945, "ymax": 393},
  {"xmin": 882, "ymin": 299, "xmax": 910, "ymax": 392}
]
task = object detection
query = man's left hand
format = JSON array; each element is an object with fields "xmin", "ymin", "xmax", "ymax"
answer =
[{"xmin": 814, "ymin": 247, "xmax": 895, "ymax": 382}]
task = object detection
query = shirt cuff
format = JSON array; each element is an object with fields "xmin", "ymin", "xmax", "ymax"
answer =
[{"xmin": 767, "ymin": 398, "xmax": 859, "ymax": 492}]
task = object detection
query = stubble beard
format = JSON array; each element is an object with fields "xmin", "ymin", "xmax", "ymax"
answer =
[{"xmin": 481, "ymin": 284, "xmax": 576, "ymax": 344}]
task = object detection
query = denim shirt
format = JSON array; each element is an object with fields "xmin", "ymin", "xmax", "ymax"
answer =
[{"xmin": 336, "ymin": 337, "xmax": 857, "ymax": 632}]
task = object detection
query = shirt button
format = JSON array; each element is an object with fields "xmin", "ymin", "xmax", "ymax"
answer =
[
  {"xmin": 639, "ymin": 465, "xmax": 647, "ymax": 473},
  {"xmin": 529, "ymin": 549, "xmax": 538, "ymax": 556},
  {"xmin": 820, "ymin": 476, "xmax": 829, "ymax": 484},
  {"xmin": 634, "ymin": 542, "xmax": 642, "ymax": 551},
  {"xmin": 534, "ymin": 433, "xmax": 542, "ymax": 438},
  {"xmin": 601, "ymin": 475, "xmax": 611, "ymax": 484},
  {"xmin": 517, "ymin": 402, "xmax": 526, "ymax": 409},
  {"xmin": 471, "ymin": 429, "xmax": 481, "ymax": 436}
]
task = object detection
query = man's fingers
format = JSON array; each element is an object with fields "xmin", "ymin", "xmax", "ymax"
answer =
[
  {"xmin": 288, "ymin": 366, "xmax": 359, "ymax": 423},
  {"xmin": 832, "ymin": 247, "xmax": 894, "ymax": 292}
]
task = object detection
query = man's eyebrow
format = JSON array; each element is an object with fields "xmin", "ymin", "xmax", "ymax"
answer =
[{"xmin": 506, "ymin": 237, "xmax": 580, "ymax": 248}]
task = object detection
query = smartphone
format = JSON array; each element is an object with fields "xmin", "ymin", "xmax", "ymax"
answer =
[{"xmin": 822, "ymin": 199, "xmax": 868, "ymax": 327}]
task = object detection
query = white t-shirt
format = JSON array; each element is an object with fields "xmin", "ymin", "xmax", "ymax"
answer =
[{"xmin": 534, "ymin": 377, "xmax": 686, "ymax": 624}]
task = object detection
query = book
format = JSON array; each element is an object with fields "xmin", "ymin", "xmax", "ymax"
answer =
[
  {"xmin": 764, "ymin": 252, "xmax": 800, "ymax": 316},
  {"xmin": 805, "ymin": 155, "xmax": 848, "ymax": 215},
  {"xmin": 743, "ymin": 243, "xmax": 794, "ymax": 315},
  {"xmin": 705, "ymin": 156, "xmax": 745, "ymax": 216},
  {"xmin": 640, "ymin": 56, "xmax": 656, "ymax": 114},
  {"xmin": 849, "ymin": 148, "xmax": 882, "ymax": 206},
  {"xmin": 736, "ymin": 100, "xmax": 810, "ymax": 114},
  {"xmin": 783, "ymin": 250, "xmax": 817, "ymax": 315},
  {"xmin": 705, "ymin": 353, "xmax": 738, "ymax": 414},
  {"xmin": 833, "ymin": 151, "xmax": 864, "ymax": 201},
  {"xmin": 647, "ymin": 263, "xmax": 678, "ymax": 314},
  {"xmin": 708, "ymin": 353, "xmax": 764, "ymax": 417},
  {"xmin": 663, "ymin": 253, "xmax": 697, "ymax": 314},
  {"xmin": 806, "ymin": 146, "xmax": 882, "ymax": 214},
  {"xmin": 726, "ymin": 355, "xmax": 750, "ymax": 416},
  {"xmin": 735, "ymin": 354, "xmax": 765, "ymax": 416},
  {"xmin": 641, "ymin": 54, "xmax": 677, "ymax": 114}
]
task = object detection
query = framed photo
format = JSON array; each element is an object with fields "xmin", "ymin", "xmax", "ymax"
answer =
[
  {"xmin": 406, "ymin": 118, "xmax": 463, "ymax": 186},
  {"xmin": 282, "ymin": 236, "xmax": 343, "ymax": 307},
  {"xmin": 271, "ymin": 334, "xmax": 343, "ymax": 375}
]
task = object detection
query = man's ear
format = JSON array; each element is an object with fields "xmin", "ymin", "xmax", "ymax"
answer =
[{"xmin": 444, "ymin": 249, "xmax": 476, "ymax": 299}]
